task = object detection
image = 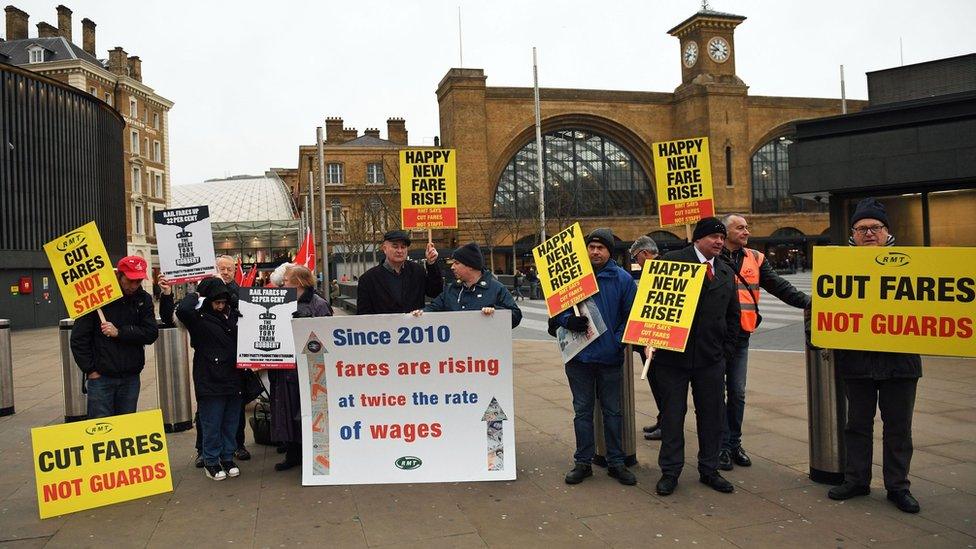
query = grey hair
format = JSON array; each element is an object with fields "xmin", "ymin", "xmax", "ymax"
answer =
[
  {"xmin": 270, "ymin": 262, "xmax": 294, "ymax": 287},
  {"xmin": 629, "ymin": 236, "xmax": 658, "ymax": 257},
  {"xmin": 215, "ymin": 254, "xmax": 236, "ymax": 264},
  {"xmin": 722, "ymin": 214, "xmax": 746, "ymax": 227}
]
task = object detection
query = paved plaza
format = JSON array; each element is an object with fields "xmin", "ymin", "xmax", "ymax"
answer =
[{"xmin": 1, "ymin": 321, "xmax": 973, "ymax": 548}]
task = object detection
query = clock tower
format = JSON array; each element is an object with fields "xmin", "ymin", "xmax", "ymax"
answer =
[{"xmin": 668, "ymin": 8, "xmax": 746, "ymax": 89}]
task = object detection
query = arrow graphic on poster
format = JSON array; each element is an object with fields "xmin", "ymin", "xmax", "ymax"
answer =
[
  {"xmin": 481, "ymin": 397, "xmax": 508, "ymax": 471},
  {"xmin": 303, "ymin": 331, "xmax": 330, "ymax": 476}
]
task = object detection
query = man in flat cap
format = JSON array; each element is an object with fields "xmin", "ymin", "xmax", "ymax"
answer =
[{"xmin": 356, "ymin": 230, "xmax": 443, "ymax": 314}]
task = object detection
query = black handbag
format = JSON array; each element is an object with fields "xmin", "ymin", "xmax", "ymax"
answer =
[
  {"xmin": 249, "ymin": 396, "xmax": 274, "ymax": 446},
  {"xmin": 241, "ymin": 369, "xmax": 267, "ymax": 404}
]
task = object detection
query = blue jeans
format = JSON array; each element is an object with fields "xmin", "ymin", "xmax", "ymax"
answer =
[
  {"xmin": 86, "ymin": 374, "xmax": 140, "ymax": 419},
  {"xmin": 565, "ymin": 361, "xmax": 625, "ymax": 466},
  {"xmin": 197, "ymin": 395, "xmax": 242, "ymax": 466},
  {"xmin": 722, "ymin": 342, "xmax": 749, "ymax": 451}
]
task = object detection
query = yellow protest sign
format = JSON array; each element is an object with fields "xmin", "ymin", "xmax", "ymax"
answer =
[
  {"xmin": 31, "ymin": 409, "xmax": 173, "ymax": 519},
  {"xmin": 623, "ymin": 259, "xmax": 707, "ymax": 352},
  {"xmin": 812, "ymin": 247, "xmax": 975, "ymax": 357},
  {"xmin": 399, "ymin": 149, "xmax": 458, "ymax": 229},
  {"xmin": 532, "ymin": 223, "xmax": 599, "ymax": 317},
  {"xmin": 652, "ymin": 137, "xmax": 715, "ymax": 227},
  {"xmin": 43, "ymin": 221, "xmax": 122, "ymax": 319}
]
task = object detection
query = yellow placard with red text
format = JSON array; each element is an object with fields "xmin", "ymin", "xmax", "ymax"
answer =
[
  {"xmin": 43, "ymin": 221, "xmax": 122, "ymax": 319},
  {"xmin": 812, "ymin": 247, "xmax": 975, "ymax": 357},
  {"xmin": 30, "ymin": 410, "xmax": 173, "ymax": 519},
  {"xmin": 623, "ymin": 259, "xmax": 707, "ymax": 352},
  {"xmin": 652, "ymin": 137, "xmax": 715, "ymax": 227},
  {"xmin": 532, "ymin": 223, "xmax": 599, "ymax": 317},
  {"xmin": 399, "ymin": 148, "xmax": 458, "ymax": 229}
]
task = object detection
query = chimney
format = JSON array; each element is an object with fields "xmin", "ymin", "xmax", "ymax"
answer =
[
  {"xmin": 342, "ymin": 127, "xmax": 358, "ymax": 142},
  {"xmin": 56, "ymin": 5, "xmax": 71, "ymax": 42},
  {"xmin": 387, "ymin": 117, "xmax": 408, "ymax": 145},
  {"xmin": 5, "ymin": 6, "xmax": 28, "ymax": 40},
  {"xmin": 108, "ymin": 46, "xmax": 128, "ymax": 76},
  {"xmin": 127, "ymin": 55, "xmax": 142, "ymax": 82},
  {"xmin": 36, "ymin": 21, "xmax": 58, "ymax": 38},
  {"xmin": 81, "ymin": 18, "xmax": 94, "ymax": 54},
  {"xmin": 325, "ymin": 117, "xmax": 344, "ymax": 144},
  {"xmin": 364, "ymin": 128, "xmax": 380, "ymax": 139}
]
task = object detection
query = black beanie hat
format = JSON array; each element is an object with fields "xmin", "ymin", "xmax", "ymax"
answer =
[
  {"xmin": 585, "ymin": 228, "xmax": 615, "ymax": 251},
  {"xmin": 452, "ymin": 242, "xmax": 484, "ymax": 271},
  {"xmin": 692, "ymin": 217, "xmax": 727, "ymax": 241},
  {"xmin": 850, "ymin": 198, "xmax": 889, "ymax": 228}
]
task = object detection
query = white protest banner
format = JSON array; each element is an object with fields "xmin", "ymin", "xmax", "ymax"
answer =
[
  {"xmin": 555, "ymin": 297, "xmax": 607, "ymax": 363},
  {"xmin": 153, "ymin": 206, "xmax": 217, "ymax": 284},
  {"xmin": 237, "ymin": 288, "xmax": 298, "ymax": 369},
  {"xmin": 292, "ymin": 311, "xmax": 515, "ymax": 485}
]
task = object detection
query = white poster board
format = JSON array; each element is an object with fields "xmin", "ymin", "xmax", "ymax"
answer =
[
  {"xmin": 555, "ymin": 297, "xmax": 607, "ymax": 363},
  {"xmin": 237, "ymin": 288, "xmax": 298, "ymax": 369},
  {"xmin": 292, "ymin": 311, "xmax": 516, "ymax": 486},
  {"xmin": 153, "ymin": 206, "xmax": 217, "ymax": 284}
]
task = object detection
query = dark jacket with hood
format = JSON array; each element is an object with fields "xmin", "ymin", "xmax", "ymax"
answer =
[
  {"xmin": 175, "ymin": 278, "xmax": 242, "ymax": 397},
  {"xmin": 71, "ymin": 285, "xmax": 159, "ymax": 378},
  {"xmin": 425, "ymin": 270, "xmax": 522, "ymax": 328}
]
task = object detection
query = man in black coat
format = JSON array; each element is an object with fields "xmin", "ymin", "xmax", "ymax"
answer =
[
  {"xmin": 651, "ymin": 217, "xmax": 740, "ymax": 496},
  {"xmin": 71, "ymin": 256, "xmax": 159, "ymax": 419},
  {"xmin": 356, "ymin": 230, "xmax": 443, "ymax": 314},
  {"xmin": 827, "ymin": 198, "xmax": 922, "ymax": 514}
]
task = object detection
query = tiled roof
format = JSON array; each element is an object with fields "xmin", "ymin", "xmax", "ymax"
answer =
[{"xmin": 171, "ymin": 175, "xmax": 297, "ymax": 223}]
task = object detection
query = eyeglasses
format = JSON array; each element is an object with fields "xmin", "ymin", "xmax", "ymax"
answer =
[{"xmin": 852, "ymin": 224, "xmax": 886, "ymax": 235}]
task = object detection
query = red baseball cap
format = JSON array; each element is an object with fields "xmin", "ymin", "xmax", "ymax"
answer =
[{"xmin": 117, "ymin": 255, "xmax": 148, "ymax": 280}]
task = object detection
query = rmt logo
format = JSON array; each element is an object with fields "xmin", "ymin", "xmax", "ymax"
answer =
[
  {"xmin": 84, "ymin": 422, "xmax": 113, "ymax": 435},
  {"xmin": 875, "ymin": 251, "xmax": 911, "ymax": 267},
  {"xmin": 395, "ymin": 456, "xmax": 422, "ymax": 470}
]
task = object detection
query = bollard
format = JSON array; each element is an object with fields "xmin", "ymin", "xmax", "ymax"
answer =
[
  {"xmin": 155, "ymin": 325, "xmax": 193, "ymax": 433},
  {"xmin": 593, "ymin": 345, "xmax": 638, "ymax": 467},
  {"xmin": 59, "ymin": 319, "xmax": 87, "ymax": 422},
  {"xmin": 806, "ymin": 346, "xmax": 845, "ymax": 485},
  {"xmin": 0, "ymin": 319, "xmax": 14, "ymax": 416}
]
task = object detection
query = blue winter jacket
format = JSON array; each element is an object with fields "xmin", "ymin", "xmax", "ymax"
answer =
[
  {"xmin": 555, "ymin": 260, "xmax": 637, "ymax": 365},
  {"xmin": 425, "ymin": 271, "xmax": 523, "ymax": 328}
]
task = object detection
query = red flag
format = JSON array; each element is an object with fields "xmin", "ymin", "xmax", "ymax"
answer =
[
  {"xmin": 242, "ymin": 264, "xmax": 258, "ymax": 288},
  {"xmin": 294, "ymin": 228, "xmax": 316, "ymax": 272},
  {"xmin": 234, "ymin": 257, "xmax": 244, "ymax": 285}
]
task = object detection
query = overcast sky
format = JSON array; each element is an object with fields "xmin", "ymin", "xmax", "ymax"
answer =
[{"xmin": 16, "ymin": 0, "xmax": 976, "ymax": 184}]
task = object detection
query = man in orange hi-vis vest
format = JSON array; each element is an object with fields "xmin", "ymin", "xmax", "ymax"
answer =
[{"xmin": 718, "ymin": 215, "xmax": 811, "ymax": 472}]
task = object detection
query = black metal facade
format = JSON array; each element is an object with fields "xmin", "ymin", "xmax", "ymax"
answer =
[{"xmin": 0, "ymin": 62, "xmax": 125, "ymax": 328}]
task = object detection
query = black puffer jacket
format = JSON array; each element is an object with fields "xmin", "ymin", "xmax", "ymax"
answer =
[
  {"xmin": 71, "ymin": 287, "xmax": 159, "ymax": 377},
  {"xmin": 834, "ymin": 349, "xmax": 922, "ymax": 380},
  {"xmin": 175, "ymin": 278, "xmax": 242, "ymax": 397}
]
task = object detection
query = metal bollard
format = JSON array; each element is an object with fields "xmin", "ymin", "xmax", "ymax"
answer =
[
  {"xmin": 59, "ymin": 319, "xmax": 87, "ymax": 422},
  {"xmin": 0, "ymin": 319, "xmax": 14, "ymax": 416},
  {"xmin": 155, "ymin": 325, "xmax": 193, "ymax": 433},
  {"xmin": 806, "ymin": 346, "xmax": 845, "ymax": 485},
  {"xmin": 593, "ymin": 346, "xmax": 638, "ymax": 467}
]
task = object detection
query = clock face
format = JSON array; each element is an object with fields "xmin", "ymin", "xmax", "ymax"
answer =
[
  {"xmin": 707, "ymin": 36, "xmax": 730, "ymax": 63},
  {"xmin": 682, "ymin": 41, "xmax": 698, "ymax": 68}
]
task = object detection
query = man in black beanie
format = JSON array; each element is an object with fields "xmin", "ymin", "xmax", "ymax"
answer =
[
  {"xmin": 356, "ymin": 230, "xmax": 443, "ymax": 314},
  {"xmin": 828, "ymin": 198, "xmax": 921, "ymax": 514},
  {"xmin": 651, "ymin": 216, "xmax": 740, "ymax": 496}
]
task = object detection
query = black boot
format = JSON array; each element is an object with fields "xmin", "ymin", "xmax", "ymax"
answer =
[{"xmin": 275, "ymin": 442, "xmax": 300, "ymax": 471}]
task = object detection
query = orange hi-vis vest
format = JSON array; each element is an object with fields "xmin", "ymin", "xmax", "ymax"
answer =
[{"xmin": 736, "ymin": 248, "xmax": 765, "ymax": 333}]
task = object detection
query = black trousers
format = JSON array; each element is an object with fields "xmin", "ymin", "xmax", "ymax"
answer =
[
  {"xmin": 843, "ymin": 377, "xmax": 917, "ymax": 491},
  {"xmin": 656, "ymin": 361, "xmax": 725, "ymax": 477},
  {"xmin": 637, "ymin": 347, "xmax": 663, "ymax": 426},
  {"xmin": 196, "ymin": 404, "xmax": 246, "ymax": 453}
]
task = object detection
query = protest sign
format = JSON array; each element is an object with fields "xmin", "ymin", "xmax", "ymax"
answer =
[
  {"xmin": 399, "ymin": 148, "xmax": 458, "ymax": 229},
  {"xmin": 153, "ymin": 206, "xmax": 217, "ymax": 283},
  {"xmin": 43, "ymin": 221, "xmax": 122, "ymax": 319},
  {"xmin": 292, "ymin": 311, "xmax": 515, "ymax": 485},
  {"xmin": 555, "ymin": 297, "xmax": 607, "ymax": 363},
  {"xmin": 531, "ymin": 222, "xmax": 599, "ymax": 316},
  {"xmin": 812, "ymin": 247, "xmax": 975, "ymax": 357},
  {"xmin": 237, "ymin": 287, "xmax": 298, "ymax": 369},
  {"xmin": 623, "ymin": 260, "xmax": 707, "ymax": 352},
  {"xmin": 30, "ymin": 409, "xmax": 172, "ymax": 519},
  {"xmin": 652, "ymin": 137, "xmax": 715, "ymax": 227}
]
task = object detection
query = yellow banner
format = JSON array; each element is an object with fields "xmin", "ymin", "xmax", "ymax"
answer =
[
  {"xmin": 31, "ymin": 409, "xmax": 173, "ymax": 519},
  {"xmin": 43, "ymin": 221, "xmax": 122, "ymax": 319},
  {"xmin": 399, "ymin": 149, "xmax": 458, "ymax": 229},
  {"xmin": 812, "ymin": 247, "xmax": 975, "ymax": 357},
  {"xmin": 622, "ymin": 260, "xmax": 707, "ymax": 352},
  {"xmin": 531, "ymin": 223, "xmax": 599, "ymax": 317},
  {"xmin": 652, "ymin": 137, "xmax": 715, "ymax": 228}
]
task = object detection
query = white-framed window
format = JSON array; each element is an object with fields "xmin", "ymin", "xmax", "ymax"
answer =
[
  {"xmin": 365, "ymin": 196, "xmax": 387, "ymax": 234},
  {"xmin": 104, "ymin": 92, "xmax": 112, "ymax": 106},
  {"xmin": 153, "ymin": 112, "xmax": 159, "ymax": 129},
  {"xmin": 153, "ymin": 141, "xmax": 161, "ymax": 162},
  {"xmin": 129, "ymin": 98, "xmax": 138, "ymax": 118},
  {"xmin": 143, "ymin": 108, "xmax": 148, "ymax": 123},
  {"xmin": 327, "ymin": 163, "xmax": 343, "ymax": 185},
  {"xmin": 89, "ymin": 87, "xmax": 97, "ymax": 96},
  {"xmin": 131, "ymin": 167, "xmax": 142, "ymax": 193},
  {"xmin": 27, "ymin": 46, "xmax": 44, "ymax": 64},
  {"xmin": 330, "ymin": 199, "xmax": 345, "ymax": 232},
  {"xmin": 147, "ymin": 206, "xmax": 155, "ymax": 237},
  {"xmin": 130, "ymin": 130, "xmax": 140, "ymax": 155},
  {"xmin": 133, "ymin": 205, "xmax": 144, "ymax": 235},
  {"xmin": 366, "ymin": 162, "xmax": 385, "ymax": 184},
  {"xmin": 144, "ymin": 138, "xmax": 149, "ymax": 158},
  {"xmin": 154, "ymin": 173, "xmax": 163, "ymax": 197}
]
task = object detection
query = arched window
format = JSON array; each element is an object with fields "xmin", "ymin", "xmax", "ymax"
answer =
[
  {"xmin": 648, "ymin": 230, "xmax": 682, "ymax": 243},
  {"xmin": 771, "ymin": 227, "xmax": 805, "ymax": 238},
  {"xmin": 493, "ymin": 129, "xmax": 653, "ymax": 218},
  {"xmin": 751, "ymin": 136, "xmax": 828, "ymax": 214}
]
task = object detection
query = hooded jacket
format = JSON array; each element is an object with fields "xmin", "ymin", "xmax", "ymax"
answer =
[
  {"xmin": 71, "ymin": 285, "xmax": 159, "ymax": 378},
  {"xmin": 175, "ymin": 278, "xmax": 242, "ymax": 397},
  {"xmin": 425, "ymin": 270, "xmax": 522, "ymax": 328}
]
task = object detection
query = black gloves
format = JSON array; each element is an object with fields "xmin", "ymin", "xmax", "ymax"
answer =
[{"xmin": 565, "ymin": 315, "xmax": 590, "ymax": 333}]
